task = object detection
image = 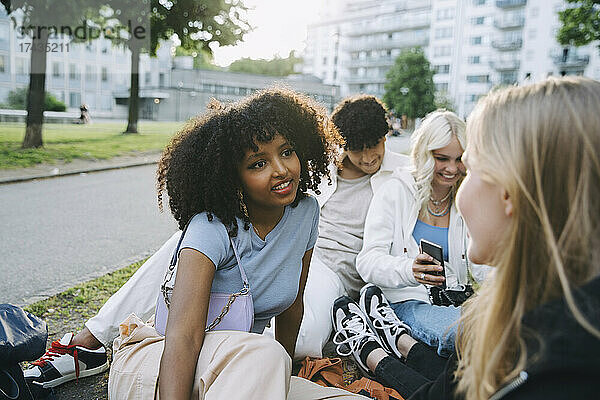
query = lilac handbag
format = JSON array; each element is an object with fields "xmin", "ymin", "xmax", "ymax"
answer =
[{"xmin": 154, "ymin": 223, "xmax": 254, "ymax": 335}]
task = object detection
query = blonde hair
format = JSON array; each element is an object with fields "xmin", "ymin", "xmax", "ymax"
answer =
[
  {"xmin": 410, "ymin": 109, "xmax": 466, "ymax": 214},
  {"xmin": 455, "ymin": 76, "xmax": 600, "ymax": 400}
]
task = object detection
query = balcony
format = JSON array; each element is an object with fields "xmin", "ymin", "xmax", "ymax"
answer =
[
  {"xmin": 493, "ymin": 16, "xmax": 525, "ymax": 29},
  {"xmin": 491, "ymin": 38, "xmax": 522, "ymax": 51},
  {"xmin": 346, "ymin": 17, "xmax": 431, "ymax": 37},
  {"xmin": 496, "ymin": 0, "xmax": 527, "ymax": 8},
  {"xmin": 344, "ymin": 36, "xmax": 429, "ymax": 52},
  {"xmin": 346, "ymin": 57, "xmax": 395, "ymax": 69},
  {"xmin": 489, "ymin": 59, "xmax": 520, "ymax": 71},
  {"xmin": 345, "ymin": 75, "xmax": 388, "ymax": 84},
  {"xmin": 551, "ymin": 50, "xmax": 590, "ymax": 69}
]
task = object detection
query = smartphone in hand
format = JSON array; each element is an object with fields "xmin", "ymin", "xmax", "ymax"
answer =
[{"xmin": 420, "ymin": 239, "xmax": 446, "ymax": 288}]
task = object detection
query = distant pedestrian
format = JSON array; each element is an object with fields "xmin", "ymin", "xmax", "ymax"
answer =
[{"xmin": 76, "ymin": 104, "xmax": 90, "ymax": 124}]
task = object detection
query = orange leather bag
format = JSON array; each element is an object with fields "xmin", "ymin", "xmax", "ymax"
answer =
[{"xmin": 297, "ymin": 357, "xmax": 404, "ymax": 400}]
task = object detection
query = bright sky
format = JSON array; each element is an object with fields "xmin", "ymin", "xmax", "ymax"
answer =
[{"xmin": 210, "ymin": 0, "xmax": 324, "ymax": 67}]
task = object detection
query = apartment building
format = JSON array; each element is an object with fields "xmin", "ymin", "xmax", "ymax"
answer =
[{"xmin": 303, "ymin": 0, "xmax": 600, "ymax": 117}]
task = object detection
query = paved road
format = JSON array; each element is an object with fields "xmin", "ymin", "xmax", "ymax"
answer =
[{"xmin": 0, "ymin": 165, "xmax": 178, "ymax": 305}]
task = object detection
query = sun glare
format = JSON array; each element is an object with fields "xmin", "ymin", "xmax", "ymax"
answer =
[{"xmin": 211, "ymin": 0, "xmax": 324, "ymax": 67}]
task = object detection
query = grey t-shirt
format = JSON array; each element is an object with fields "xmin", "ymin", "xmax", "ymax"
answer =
[
  {"xmin": 313, "ymin": 174, "xmax": 373, "ymax": 298},
  {"xmin": 178, "ymin": 195, "xmax": 320, "ymax": 333}
]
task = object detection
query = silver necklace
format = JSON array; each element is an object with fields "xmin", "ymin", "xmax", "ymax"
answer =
[
  {"xmin": 427, "ymin": 198, "xmax": 451, "ymax": 217},
  {"xmin": 429, "ymin": 190, "xmax": 451, "ymax": 206}
]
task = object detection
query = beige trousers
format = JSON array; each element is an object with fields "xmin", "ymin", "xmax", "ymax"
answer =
[{"xmin": 108, "ymin": 314, "xmax": 367, "ymax": 400}]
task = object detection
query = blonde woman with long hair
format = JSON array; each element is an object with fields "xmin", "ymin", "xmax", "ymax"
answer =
[{"xmin": 387, "ymin": 76, "xmax": 600, "ymax": 399}]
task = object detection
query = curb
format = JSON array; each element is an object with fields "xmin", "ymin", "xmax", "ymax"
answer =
[{"xmin": 0, "ymin": 159, "xmax": 159, "ymax": 185}]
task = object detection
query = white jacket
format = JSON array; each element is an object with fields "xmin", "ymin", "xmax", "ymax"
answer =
[
  {"xmin": 356, "ymin": 168, "xmax": 491, "ymax": 304},
  {"xmin": 312, "ymin": 148, "xmax": 410, "ymax": 208}
]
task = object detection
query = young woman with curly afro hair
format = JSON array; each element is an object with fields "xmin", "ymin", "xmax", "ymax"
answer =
[{"xmin": 107, "ymin": 87, "xmax": 344, "ymax": 400}]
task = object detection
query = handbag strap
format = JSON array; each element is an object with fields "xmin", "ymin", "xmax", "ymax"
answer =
[{"xmin": 166, "ymin": 217, "xmax": 250, "ymax": 288}]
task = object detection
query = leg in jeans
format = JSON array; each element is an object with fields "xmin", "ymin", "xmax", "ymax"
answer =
[{"xmin": 390, "ymin": 300, "xmax": 460, "ymax": 357}]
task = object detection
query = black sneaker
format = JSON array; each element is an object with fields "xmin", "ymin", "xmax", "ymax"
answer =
[
  {"xmin": 23, "ymin": 333, "xmax": 109, "ymax": 388},
  {"xmin": 360, "ymin": 284, "xmax": 411, "ymax": 361},
  {"xmin": 332, "ymin": 295, "xmax": 387, "ymax": 378}
]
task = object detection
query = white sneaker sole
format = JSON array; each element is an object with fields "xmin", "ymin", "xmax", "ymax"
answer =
[{"xmin": 41, "ymin": 361, "xmax": 110, "ymax": 388}]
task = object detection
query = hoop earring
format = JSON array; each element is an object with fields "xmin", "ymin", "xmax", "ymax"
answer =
[{"xmin": 237, "ymin": 189, "xmax": 249, "ymax": 219}]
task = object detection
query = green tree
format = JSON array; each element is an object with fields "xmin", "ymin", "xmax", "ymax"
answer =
[
  {"xmin": 383, "ymin": 47, "xmax": 436, "ymax": 120},
  {"xmin": 4, "ymin": 87, "xmax": 66, "ymax": 111},
  {"xmin": 1, "ymin": 0, "xmax": 97, "ymax": 148},
  {"xmin": 103, "ymin": 0, "xmax": 250, "ymax": 133},
  {"xmin": 229, "ymin": 51, "xmax": 302, "ymax": 76},
  {"xmin": 434, "ymin": 92, "xmax": 455, "ymax": 112},
  {"xmin": 174, "ymin": 46, "xmax": 223, "ymax": 70},
  {"xmin": 557, "ymin": 0, "xmax": 600, "ymax": 47}
]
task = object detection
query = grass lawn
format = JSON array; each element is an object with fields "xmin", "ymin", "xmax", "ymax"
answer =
[
  {"xmin": 24, "ymin": 259, "xmax": 146, "ymax": 334},
  {"xmin": 0, "ymin": 121, "xmax": 185, "ymax": 169},
  {"xmin": 22, "ymin": 259, "xmax": 147, "ymax": 400}
]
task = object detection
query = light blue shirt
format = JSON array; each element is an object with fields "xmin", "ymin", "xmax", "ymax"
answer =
[
  {"xmin": 411, "ymin": 219, "xmax": 449, "ymax": 262},
  {"xmin": 179, "ymin": 195, "xmax": 320, "ymax": 333}
]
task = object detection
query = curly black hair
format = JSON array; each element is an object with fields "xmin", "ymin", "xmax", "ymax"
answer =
[
  {"xmin": 157, "ymin": 87, "xmax": 343, "ymax": 236},
  {"xmin": 331, "ymin": 94, "xmax": 390, "ymax": 151}
]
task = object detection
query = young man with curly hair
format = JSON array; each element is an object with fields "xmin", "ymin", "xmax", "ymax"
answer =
[{"xmin": 296, "ymin": 94, "xmax": 410, "ymax": 357}]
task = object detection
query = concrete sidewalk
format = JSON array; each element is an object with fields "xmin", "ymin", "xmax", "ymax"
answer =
[{"xmin": 0, "ymin": 151, "xmax": 162, "ymax": 184}]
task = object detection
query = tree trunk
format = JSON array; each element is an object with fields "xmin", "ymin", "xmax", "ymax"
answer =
[
  {"xmin": 22, "ymin": 30, "xmax": 49, "ymax": 148},
  {"xmin": 125, "ymin": 45, "xmax": 140, "ymax": 134}
]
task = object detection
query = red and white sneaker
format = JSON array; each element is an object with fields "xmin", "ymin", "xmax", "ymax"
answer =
[{"xmin": 23, "ymin": 333, "xmax": 109, "ymax": 388}]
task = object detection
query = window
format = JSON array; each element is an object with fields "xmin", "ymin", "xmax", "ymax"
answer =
[
  {"xmin": 85, "ymin": 65, "xmax": 95, "ymax": 83},
  {"xmin": 435, "ymin": 27, "xmax": 453, "ymax": 39},
  {"xmin": 16, "ymin": 58, "xmax": 28, "ymax": 75},
  {"xmin": 500, "ymin": 71, "xmax": 518, "ymax": 84},
  {"xmin": 322, "ymin": 57, "xmax": 327, "ymax": 65},
  {"xmin": 0, "ymin": 24, "xmax": 8, "ymax": 48},
  {"xmin": 526, "ymin": 50, "xmax": 534, "ymax": 60},
  {"xmin": 0, "ymin": 55, "xmax": 6, "ymax": 73},
  {"xmin": 69, "ymin": 91, "xmax": 81, "ymax": 108},
  {"xmin": 435, "ymin": 82, "xmax": 449, "ymax": 92},
  {"xmin": 470, "ymin": 36, "xmax": 482, "ymax": 45},
  {"xmin": 473, "ymin": 0, "xmax": 486, "ymax": 5},
  {"xmin": 101, "ymin": 67, "xmax": 108, "ymax": 82},
  {"xmin": 528, "ymin": 29, "xmax": 537, "ymax": 39},
  {"xmin": 145, "ymin": 71, "xmax": 151, "ymax": 84},
  {"xmin": 434, "ymin": 64, "xmax": 450, "ymax": 74},
  {"xmin": 468, "ymin": 94, "xmax": 482, "ymax": 102},
  {"xmin": 436, "ymin": 8, "xmax": 455, "ymax": 21},
  {"xmin": 69, "ymin": 64, "xmax": 79, "ymax": 80},
  {"xmin": 52, "ymin": 62, "xmax": 62, "ymax": 77},
  {"xmin": 472, "ymin": 16, "xmax": 485, "ymax": 25},
  {"xmin": 467, "ymin": 75, "xmax": 489, "ymax": 83},
  {"xmin": 468, "ymin": 56, "xmax": 481, "ymax": 64},
  {"xmin": 434, "ymin": 46, "xmax": 452, "ymax": 57}
]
